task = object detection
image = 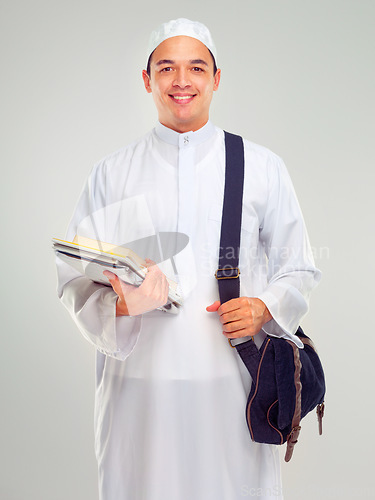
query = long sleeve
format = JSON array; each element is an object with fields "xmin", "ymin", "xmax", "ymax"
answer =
[
  {"xmin": 256, "ymin": 153, "xmax": 321, "ymax": 342},
  {"xmin": 56, "ymin": 162, "xmax": 142, "ymax": 361}
]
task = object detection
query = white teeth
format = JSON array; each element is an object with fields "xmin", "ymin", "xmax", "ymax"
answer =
[{"xmin": 172, "ymin": 95, "xmax": 194, "ymax": 100}]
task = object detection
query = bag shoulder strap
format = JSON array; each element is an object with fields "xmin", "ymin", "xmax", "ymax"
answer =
[{"xmin": 215, "ymin": 131, "xmax": 245, "ymax": 304}]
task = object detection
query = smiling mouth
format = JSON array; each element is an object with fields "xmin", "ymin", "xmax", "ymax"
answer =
[{"xmin": 169, "ymin": 94, "xmax": 197, "ymax": 103}]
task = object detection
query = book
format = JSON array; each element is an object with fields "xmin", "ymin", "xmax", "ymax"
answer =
[{"xmin": 53, "ymin": 235, "xmax": 182, "ymax": 313}]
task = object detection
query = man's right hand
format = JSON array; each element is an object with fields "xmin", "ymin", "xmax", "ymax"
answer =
[{"xmin": 103, "ymin": 259, "xmax": 170, "ymax": 316}]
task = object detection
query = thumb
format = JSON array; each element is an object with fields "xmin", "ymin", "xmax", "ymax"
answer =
[
  {"xmin": 206, "ymin": 300, "xmax": 221, "ymax": 312},
  {"xmin": 103, "ymin": 270, "xmax": 118, "ymax": 282},
  {"xmin": 103, "ymin": 270, "xmax": 135, "ymax": 294}
]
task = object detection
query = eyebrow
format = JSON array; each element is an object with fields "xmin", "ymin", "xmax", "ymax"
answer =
[
  {"xmin": 155, "ymin": 58, "xmax": 209, "ymax": 67},
  {"xmin": 190, "ymin": 59, "xmax": 209, "ymax": 66}
]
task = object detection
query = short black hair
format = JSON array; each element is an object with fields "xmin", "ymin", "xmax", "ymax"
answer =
[{"xmin": 146, "ymin": 48, "xmax": 218, "ymax": 76}]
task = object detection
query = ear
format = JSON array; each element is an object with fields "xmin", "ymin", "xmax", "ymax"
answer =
[
  {"xmin": 213, "ymin": 68, "xmax": 221, "ymax": 91},
  {"xmin": 142, "ymin": 70, "xmax": 152, "ymax": 93}
]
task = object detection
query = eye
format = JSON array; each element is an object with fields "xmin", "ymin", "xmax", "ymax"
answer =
[
  {"xmin": 192, "ymin": 67, "xmax": 204, "ymax": 72},
  {"xmin": 160, "ymin": 67, "xmax": 173, "ymax": 72}
]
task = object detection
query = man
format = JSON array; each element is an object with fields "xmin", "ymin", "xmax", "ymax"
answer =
[{"xmin": 57, "ymin": 18, "xmax": 320, "ymax": 500}]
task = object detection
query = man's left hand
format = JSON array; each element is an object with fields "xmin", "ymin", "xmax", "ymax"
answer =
[{"xmin": 206, "ymin": 297, "xmax": 272, "ymax": 338}]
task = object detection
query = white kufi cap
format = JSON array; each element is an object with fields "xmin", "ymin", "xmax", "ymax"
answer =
[{"xmin": 147, "ymin": 18, "xmax": 217, "ymax": 61}]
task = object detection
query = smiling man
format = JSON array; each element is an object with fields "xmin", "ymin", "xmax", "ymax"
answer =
[
  {"xmin": 142, "ymin": 35, "xmax": 220, "ymax": 132},
  {"xmin": 57, "ymin": 18, "xmax": 320, "ymax": 500}
]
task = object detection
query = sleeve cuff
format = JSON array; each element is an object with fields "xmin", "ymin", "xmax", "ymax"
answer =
[
  {"xmin": 258, "ymin": 290, "xmax": 304, "ymax": 348},
  {"xmin": 98, "ymin": 288, "xmax": 142, "ymax": 360}
]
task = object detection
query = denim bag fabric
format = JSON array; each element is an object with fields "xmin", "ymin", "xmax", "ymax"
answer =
[{"xmin": 235, "ymin": 327, "xmax": 325, "ymax": 461}]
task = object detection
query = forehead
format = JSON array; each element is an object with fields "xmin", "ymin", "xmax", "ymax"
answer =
[{"xmin": 151, "ymin": 35, "xmax": 213, "ymax": 65}]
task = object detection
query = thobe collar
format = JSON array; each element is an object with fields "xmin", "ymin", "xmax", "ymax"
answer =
[{"xmin": 154, "ymin": 120, "xmax": 216, "ymax": 148}]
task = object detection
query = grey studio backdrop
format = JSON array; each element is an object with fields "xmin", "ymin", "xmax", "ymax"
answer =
[{"xmin": 1, "ymin": 1, "xmax": 373, "ymax": 499}]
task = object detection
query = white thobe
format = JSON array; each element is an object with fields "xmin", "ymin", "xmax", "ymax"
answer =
[{"xmin": 56, "ymin": 121, "xmax": 321, "ymax": 500}]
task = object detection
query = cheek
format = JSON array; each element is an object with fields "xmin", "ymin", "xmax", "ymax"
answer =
[
  {"xmin": 150, "ymin": 77, "xmax": 167, "ymax": 98},
  {"xmin": 153, "ymin": 85, "xmax": 168, "ymax": 104},
  {"xmin": 200, "ymin": 86, "xmax": 214, "ymax": 103},
  {"xmin": 199, "ymin": 80, "xmax": 215, "ymax": 97}
]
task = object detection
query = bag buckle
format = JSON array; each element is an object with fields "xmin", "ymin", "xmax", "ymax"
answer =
[
  {"xmin": 215, "ymin": 267, "xmax": 240, "ymax": 280},
  {"xmin": 228, "ymin": 336, "xmax": 254, "ymax": 348}
]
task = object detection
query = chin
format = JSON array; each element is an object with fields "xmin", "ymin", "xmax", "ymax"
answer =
[{"xmin": 175, "ymin": 111, "xmax": 200, "ymax": 124}]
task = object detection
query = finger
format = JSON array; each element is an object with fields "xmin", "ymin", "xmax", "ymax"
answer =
[
  {"xmin": 218, "ymin": 298, "xmax": 243, "ymax": 316},
  {"xmin": 145, "ymin": 258, "xmax": 157, "ymax": 268},
  {"xmin": 206, "ymin": 301, "xmax": 221, "ymax": 312},
  {"xmin": 158, "ymin": 277, "xmax": 170, "ymax": 305},
  {"xmin": 222, "ymin": 318, "xmax": 248, "ymax": 334},
  {"xmin": 219, "ymin": 308, "xmax": 250, "ymax": 325},
  {"xmin": 141, "ymin": 267, "xmax": 168, "ymax": 291},
  {"xmin": 143, "ymin": 263, "xmax": 165, "ymax": 282},
  {"xmin": 109, "ymin": 279, "xmax": 122, "ymax": 296},
  {"xmin": 103, "ymin": 271, "xmax": 127, "ymax": 299},
  {"xmin": 103, "ymin": 270, "xmax": 117, "ymax": 280},
  {"xmin": 137, "ymin": 267, "xmax": 169, "ymax": 305},
  {"xmin": 222, "ymin": 328, "xmax": 248, "ymax": 339},
  {"xmin": 103, "ymin": 271, "xmax": 121, "ymax": 291},
  {"xmin": 223, "ymin": 319, "xmax": 262, "ymax": 337}
]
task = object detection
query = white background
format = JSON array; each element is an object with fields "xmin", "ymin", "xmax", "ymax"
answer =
[{"xmin": 1, "ymin": 0, "xmax": 374, "ymax": 498}]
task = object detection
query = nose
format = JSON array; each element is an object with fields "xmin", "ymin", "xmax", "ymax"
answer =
[{"xmin": 172, "ymin": 68, "xmax": 191, "ymax": 88}]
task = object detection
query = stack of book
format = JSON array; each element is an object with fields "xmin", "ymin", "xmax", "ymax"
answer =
[{"xmin": 53, "ymin": 235, "xmax": 182, "ymax": 313}]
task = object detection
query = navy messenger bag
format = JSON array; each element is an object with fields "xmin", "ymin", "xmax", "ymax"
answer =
[{"xmin": 216, "ymin": 131, "xmax": 326, "ymax": 462}]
